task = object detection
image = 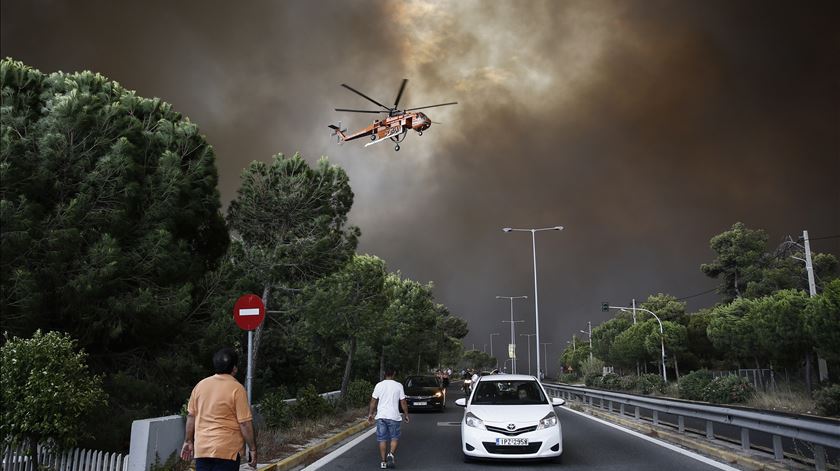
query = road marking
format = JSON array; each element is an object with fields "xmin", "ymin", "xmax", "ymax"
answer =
[
  {"xmin": 436, "ymin": 421, "xmax": 461, "ymax": 426},
  {"xmin": 239, "ymin": 308, "xmax": 260, "ymax": 316},
  {"xmin": 561, "ymin": 407, "xmax": 740, "ymax": 471},
  {"xmin": 302, "ymin": 427, "xmax": 376, "ymax": 470}
]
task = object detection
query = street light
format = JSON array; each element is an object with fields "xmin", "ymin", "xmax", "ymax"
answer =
[
  {"xmin": 502, "ymin": 225, "xmax": 563, "ymax": 378},
  {"xmin": 612, "ymin": 305, "xmax": 667, "ymax": 383},
  {"xmin": 497, "ymin": 295, "xmax": 527, "ymax": 374},
  {"xmin": 490, "ymin": 333, "xmax": 500, "ymax": 367},
  {"xmin": 580, "ymin": 321, "xmax": 593, "ymax": 360},
  {"xmin": 520, "ymin": 333, "xmax": 536, "ymax": 375},
  {"xmin": 540, "ymin": 342, "xmax": 552, "ymax": 379}
]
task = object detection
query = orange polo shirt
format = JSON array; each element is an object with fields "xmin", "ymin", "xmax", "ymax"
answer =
[{"xmin": 187, "ymin": 374, "xmax": 253, "ymax": 460}]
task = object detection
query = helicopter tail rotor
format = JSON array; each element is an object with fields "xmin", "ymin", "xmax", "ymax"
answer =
[{"xmin": 328, "ymin": 122, "xmax": 348, "ymax": 143}]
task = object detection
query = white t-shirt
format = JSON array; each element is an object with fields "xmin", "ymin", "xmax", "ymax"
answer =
[{"xmin": 372, "ymin": 379, "xmax": 406, "ymax": 421}]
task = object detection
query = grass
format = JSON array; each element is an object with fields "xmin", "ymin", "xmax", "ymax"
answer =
[
  {"xmin": 745, "ymin": 384, "xmax": 818, "ymax": 415},
  {"xmin": 257, "ymin": 406, "xmax": 369, "ymax": 463}
]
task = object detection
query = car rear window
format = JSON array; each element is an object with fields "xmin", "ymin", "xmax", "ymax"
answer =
[{"xmin": 471, "ymin": 380, "xmax": 547, "ymax": 405}]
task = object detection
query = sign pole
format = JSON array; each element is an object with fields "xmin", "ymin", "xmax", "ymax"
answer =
[{"xmin": 247, "ymin": 330, "xmax": 254, "ymax": 404}]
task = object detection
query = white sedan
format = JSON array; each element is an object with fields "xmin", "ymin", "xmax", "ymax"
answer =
[{"xmin": 455, "ymin": 374, "xmax": 564, "ymax": 462}]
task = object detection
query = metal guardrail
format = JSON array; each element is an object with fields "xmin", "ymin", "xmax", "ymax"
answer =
[{"xmin": 542, "ymin": 382, "xmax": 840, "ymax": 470}]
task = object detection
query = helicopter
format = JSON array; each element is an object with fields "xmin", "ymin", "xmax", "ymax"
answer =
[{"xmin": 329, "ymin": 79, "xmax": 457, "ymax": 151}]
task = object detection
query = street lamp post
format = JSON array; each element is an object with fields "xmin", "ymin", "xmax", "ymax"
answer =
[
  {"xmin": 520, "ymin": 333, "xmax": 536, "ymax": 375},
  {"xmin": 611, "ymin": 305, "xmax": 667, "ymax": 383},
  {"xmin": 541, "ymin": 342, "xmax": 552, "ymax": 379},
  {"xmin": 580, "ymin": 321, "xmax": 593, "ymax": 360},
  {"xmin": 490, "ymin": 333, "xmax": 500, "ymax": 368},
  {"xmin": 498, "ymin": 296, "xmax": 527, "ymax": 374},
  {"xmin": 503, "ymin": 226, "xmax": 563, "ymax": 379}
]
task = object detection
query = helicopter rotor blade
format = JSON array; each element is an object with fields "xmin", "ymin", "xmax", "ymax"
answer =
[
  {"xmin": 403, "ymin": 102, "xmax": 458, "ymax": 112},
  {"xmin": 334, "ymin": 108, "xmax": 388, "ymax": 114},
  {"xmin": 393, "ymin": 79, "xmax": 408, "ymax": 109},
  {"xmin": 341, "ymin": 83, "xmax": 390, "ymax": 111}
]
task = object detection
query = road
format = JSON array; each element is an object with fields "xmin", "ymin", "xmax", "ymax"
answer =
[{"xmin": 307, "ymin": 383, "xmax": 733, "ymax": 470}]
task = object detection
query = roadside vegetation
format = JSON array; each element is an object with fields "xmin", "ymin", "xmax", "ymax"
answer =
[
  {"xmin": 558, "ymin": 223, "xmax": 840, "ymax": 417},
  {"xmin": 0, "ymin": 58, "xmax": 468, "ymax": 451}
]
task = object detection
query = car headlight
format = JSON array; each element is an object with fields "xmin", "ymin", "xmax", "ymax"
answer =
[
  {"xmin": 465, "ymin": 412, "xmax": 485, "ymax": 430},
  {"xmin": 434, "ymin": 391, "xmax": 443, "ymax": 397},
  {"xmin": 537, "ymin": 411, "xmax": 558, "ymax": 429}
]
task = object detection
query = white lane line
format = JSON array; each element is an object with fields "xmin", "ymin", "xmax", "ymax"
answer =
[
  {"xmin": 561, "ymin": 407, "xmax": 740, "ymax": 471},
  {"xmin": 302, "ymin": 427, "xmax": 376, "ymax": 470}
]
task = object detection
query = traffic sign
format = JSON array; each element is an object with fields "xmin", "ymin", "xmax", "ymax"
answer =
[
  {"xmin": 508, "ymin": 344, "xmax": 516, "ymax": 359},
  {"xmin": 233, "ymin": 294, "xmax": 265, "ymax": 331}
]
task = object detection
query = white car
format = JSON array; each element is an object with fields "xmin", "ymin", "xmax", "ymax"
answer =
[{"xmin": 455, "ymin": 374, "xmax": 564, "ymax": 462}]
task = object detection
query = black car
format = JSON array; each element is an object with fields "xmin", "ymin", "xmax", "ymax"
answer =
[{"xmin": 404, "ymin": 375, "xmax": 446, "ymax": 411}]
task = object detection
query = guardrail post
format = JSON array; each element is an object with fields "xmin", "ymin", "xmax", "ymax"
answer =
[
  {"xmin": 634, "ymin": 406, "xmax": 640, "ymax": 420},
  {"xmin": 740, "ymin": 428, "xmax": 750, "ymax": 451},
  {"xmin": 652, "ymin": 410, "xmax": 659, "ymax": 426},
  {"xmin": 814, "ymin": 445, "xmax": 826, "ymax": 471},
  {"xmin": 772, "ymin": 435, "xmax": 783, "ymax": 460},
  {"xmin": 678, "ymin": 416, "xmax": 684, "ymax": 433},
  {"xmin": 608, "ymin": 400, "xmax": 613, "ymax": 413},
  {"xmin": 620, "ymin": 403, "xmax": 625, "ymax": 416},
  {"xmin": 706, "ymin": 421, "xmax": 714, "ymax": 440}
]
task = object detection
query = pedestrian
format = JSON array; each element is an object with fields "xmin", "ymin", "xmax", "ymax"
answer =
[
  {"xmin": 367, "ymin": 367, "xmax": 409, "ymax": 469},
  {"xmin": 181, "ymin": 348, "xmax": 257, "ymax": 470}
]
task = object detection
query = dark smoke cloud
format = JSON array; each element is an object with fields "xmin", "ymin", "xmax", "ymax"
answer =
[{"xmin": 3, "ymin": 0, "xmax": 838, "ymax": 369}]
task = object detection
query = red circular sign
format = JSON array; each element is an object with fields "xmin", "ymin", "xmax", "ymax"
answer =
[{"xmin": 233, "ymin": 294, "xmax": 265, "ymax": 331}]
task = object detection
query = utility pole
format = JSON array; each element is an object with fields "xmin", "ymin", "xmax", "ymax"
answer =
[
  {"xmin": 498, "ymin": 295, "xmax": 527, "ymax": 374},
  {"xmin": 580, "ymin": 322, "xmax": 593, "ymax": 360},
  {"xmin": 490, "ymin": 333, "xmax": 500, "ymax": 368},
  {"xmin": 541, "ymin": 342, "xmax": 552, "ymax": 378},
  {"xmin": 791, "ymin": 230, "xmax": 827, "ymax": 383},
  {"xmin": 521, "ymin": 333, "xmax": 536, "ymax": 375}
]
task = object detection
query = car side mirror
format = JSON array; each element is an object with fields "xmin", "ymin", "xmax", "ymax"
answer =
[
  {"xmin": 551, "ymin": 397, "xmax": 566, "ymax": 407},
  {"xmin": 455, "ymin": 398, "xmax": 467, "ymax": 407}
]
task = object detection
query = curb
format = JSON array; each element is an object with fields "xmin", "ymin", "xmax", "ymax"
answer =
[
  {"xmin": 580, "ymin": 406, "xmax": 803, "ymax": 471},
  {"xmin": 258, "ymin": 419, "xmax": 371, "ymax": 471}
]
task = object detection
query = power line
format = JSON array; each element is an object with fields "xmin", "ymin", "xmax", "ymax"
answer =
[
  {"xmin": 807, "ymin": 234, "xmax": 840, "ymax": 241},
  {"xmin": 676, "ymin": 287, "xmax": 718, "ymax": 301}
]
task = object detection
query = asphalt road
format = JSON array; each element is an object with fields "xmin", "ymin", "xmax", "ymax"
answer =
[{"xmin": 310, "ymin": 383, "xmax": 732, "ymax": 471}]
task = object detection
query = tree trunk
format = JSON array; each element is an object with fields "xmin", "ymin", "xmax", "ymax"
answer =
[
  {"xmin": 379, "ymin": 345, "xmax": 385, "ymax": 381},
  {"xmin": 805, "ymin": 351, "xmax": 813, "ymax": 395},
  {"xmin": 341, "ymin": 336, "xmax": 357, "ymax": 398},
  {"xmin": 673, "ymin": 354, "xmax": 680, "ymax": 381},
  {"xmin": 252, "ymin": 284, "xmax": 271, "ymax": 377},
  {"xmin": 754, "ymin": 357, "xmax": 765, "ymax": 391}
]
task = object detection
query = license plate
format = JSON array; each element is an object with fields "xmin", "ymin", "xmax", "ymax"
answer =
[
  {"xmin": 414, "ymin": 401, "xmax": 427, "ymax": 406},
  {"xmin": 496, "ymin": 438, "xmax": 528, "ymax": 446}
]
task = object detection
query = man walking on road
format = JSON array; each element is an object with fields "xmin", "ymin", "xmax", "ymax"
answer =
[
  {"xmin": 181, "ymin": 348, "xmax": 258, "ymax": 470},
  {"xmin": 368, "ymin": 367, "xmax": 409, "ymax": 469}
]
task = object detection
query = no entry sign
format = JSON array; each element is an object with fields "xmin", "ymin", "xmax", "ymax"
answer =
[{"xmin": 233, "ymin": 294, "xmax": 265, "ymax": 331}]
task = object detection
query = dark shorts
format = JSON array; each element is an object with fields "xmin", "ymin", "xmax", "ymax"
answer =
[
  {"xmin": 376, "ymin": 418, "xmax": 401, "ymax": 442},
  {"xmin": 196, "ymin": 456, "xmax": 239, "ymax": 471}
]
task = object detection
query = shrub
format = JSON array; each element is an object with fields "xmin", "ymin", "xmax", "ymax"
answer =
[
  {"xmin": 261, "ymin": 387, "xmax": 293, "ymax": 429},
  {"xmin": 619, "ymin": 375, "xmax": 638, "ymax": 391},
  {"xmin": 557, "ymin": 373, "xmax": 579, "ymax": 384},
  {"xmin": 580, "ymin": 357, "xmax": 605, "ymax": 378},
  {"xmin": 293, "ymin": 384, "xmax": 333, "ymax": 420},
  {"xmin": 814, "ymin": 384, "xmax": 840, "ymax": 417},
  {"xmin": 342, "ymin": 379, "xmax": 374, "ymax": 409},
  {"xmin": 584, "ymin": 374, "xmax": 603, "ymax": 388},
  {"xmin": 678, "ymin": 370, "xmax": 714, "ymax": 401},
  {"xmin": 637, "ymin": 374, "xmax": 666, "ymax": 394},
  {"xmin": 703, "ymin": 375, "xmax": 753, "ymax": 404},
  {"xmin": 601, "ymin": 373, "xmax": 621, "ymax": 390}
]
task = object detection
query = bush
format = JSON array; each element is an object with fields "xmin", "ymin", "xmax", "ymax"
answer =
[
  {"xmin": 261, "ymin": 387, "xmax": 293, "ymax": 429},
  {"xmin": 342, "ymin": 379, "xmax": 373, "ymax": 409},
  {"xmin": 703, "ymin": 375, "xmax": 753, "ymax": 404},
  {"xmin": 293, "ymin": 384, "xmax": 334, "ymax": 420},
  {"xmin": 678, "ymin": 370, "xmax": 714, "ymax": 401},
  {"xmin": 814, "ymin": 384, "xmax": 840, "ymax": 417},
  {"xmin": 584, "ymin": 374, "xmax": 603, "ymax": 388},
  {"xmin": 619, "ymin": 375, "xmax": 638, "ymax": 391},
  {"xmin": 637, "ymin": 374, "xmax": 666, "ymax": 394},
  {"xmin": 557, "ymin": 373, "xmax": 579, "ymax": 384},
  {"xmin": 580, "ymin": 357, "xmax": 605, "ymax": 378},
  {"xmin": 601, "ymin": 373, "xmax": 621, "ymax": 390}
]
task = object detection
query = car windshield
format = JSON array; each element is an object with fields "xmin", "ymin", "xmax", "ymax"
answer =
[
  {"xmin": 406, "ymin": 376, "xmax": 439, "ymax": 388},
  {"xmin": 471, "ymin": 380, "xmax": 547, "ymax": 405}
]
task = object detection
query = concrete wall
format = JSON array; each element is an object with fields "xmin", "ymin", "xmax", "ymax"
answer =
[{"xmin": 128, "ymin": 415, "xmax": 184, "ymax": 471}]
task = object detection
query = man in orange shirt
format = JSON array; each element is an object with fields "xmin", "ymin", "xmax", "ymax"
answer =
[{"xmin": 181, "ymin": 348, "xmax": 257, "ymax": 470}]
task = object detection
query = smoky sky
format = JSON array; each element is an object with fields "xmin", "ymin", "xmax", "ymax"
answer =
[{"xmin": 3, "ymin": 0, "xmax": 839, "ymax": 370}]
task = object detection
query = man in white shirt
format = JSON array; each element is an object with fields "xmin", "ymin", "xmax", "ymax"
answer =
[{"xmin": 368, "ymin": 368, "xmax": 410, "ymax": 469}]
